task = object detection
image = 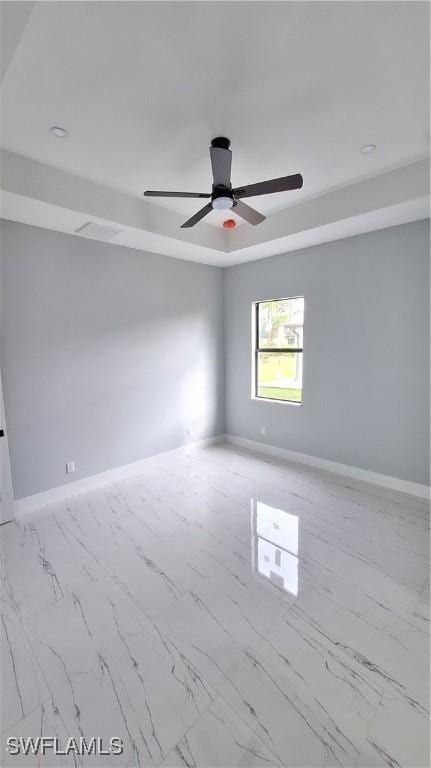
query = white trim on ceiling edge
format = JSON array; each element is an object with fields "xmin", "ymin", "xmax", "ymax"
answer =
[
  {"xmin": 13, "ymin": 432, "xmax": 429, "ymax": 518},
  {"xmin": 14, "ymin": 435, "xmax": 225, "ymax": 518},
  {"xmin": 225, "ymin": 434, "xmax": 430, "ymax": 500}
]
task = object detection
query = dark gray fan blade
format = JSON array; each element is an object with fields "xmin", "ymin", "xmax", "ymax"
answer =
[
  {"xmin": 144, "ymin": 191, "xmax": 211, "ymax": 198},
  {"xmin": 180, "ymin": 202, "xmax": 213, "ymax": 228},
  {"xmin": 233, "ymin": 200, "xmax": 266, "ymax": 225},
  {"xmin": 210, "ymin": 146, "xmax": 232, "ymax": 187},
  {"xmin": 233, "ymin": 173, "xmax": 303, "ymax": 199}
]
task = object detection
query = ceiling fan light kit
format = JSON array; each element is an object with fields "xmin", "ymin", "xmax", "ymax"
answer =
[
  {"xmin": 144, "ymin": 137, "xmax": 303, "ymax": 228},
  {"xmin": 212, "ymin": 195, "xmax": 234, "ymax": 211}
]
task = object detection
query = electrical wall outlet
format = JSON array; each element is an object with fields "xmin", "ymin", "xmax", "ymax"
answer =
[
  {"xmin": 66, "ymin": 461, "xmax": 75, "ymax": 474},
  {"xmin": 260, "ymin": 426, "xmax": 267, "ymax": 437}
]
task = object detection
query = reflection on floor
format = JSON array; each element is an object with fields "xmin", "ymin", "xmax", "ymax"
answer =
[
  {"xmin": 1, "ymin": 444, "xmax": 429, "ymax": 766},
  {"xmin": 251, "ymin": 500, "xmax": 299, "ymax": 596}
]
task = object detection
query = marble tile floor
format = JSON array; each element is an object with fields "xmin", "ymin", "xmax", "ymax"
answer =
[{"xmin": 1, "ymin": 444, "xmax": 429, "ymax": 767}]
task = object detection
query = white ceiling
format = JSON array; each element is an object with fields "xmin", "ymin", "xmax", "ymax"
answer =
[{"xmin": 0, "ymin": 1, "xmax": 429, "ymax": 262}]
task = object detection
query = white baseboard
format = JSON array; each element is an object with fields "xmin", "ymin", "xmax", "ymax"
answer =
[
  {"xmin": 225, "ymin": 434, "xmax": 430, "ymax": 500},
  {"xmin": 14, "ymin": 435, "xmax": 225, "ymax": 518},
  {"xmin": 14, "ymin": 432, "xmax": 429, "ymax": 517}
]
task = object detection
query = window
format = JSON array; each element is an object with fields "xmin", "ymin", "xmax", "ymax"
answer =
[{"xmin": 253, "ymin": 296, "xmax": 304, "ymax": 403}]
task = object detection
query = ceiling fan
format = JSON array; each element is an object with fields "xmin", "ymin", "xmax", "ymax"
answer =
[{"xmin": 144, "ymin": 137, "xmax": 303, "ymax": 228}]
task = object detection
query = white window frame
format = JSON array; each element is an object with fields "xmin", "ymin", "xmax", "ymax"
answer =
[{"xmin": 251, "ymin": 296, "xmax": 305, "ymax": 406}]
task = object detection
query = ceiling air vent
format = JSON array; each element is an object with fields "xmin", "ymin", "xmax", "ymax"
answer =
[{"xmin": 75, "ymin": 222, "xmax": 124, "ymax": 241}]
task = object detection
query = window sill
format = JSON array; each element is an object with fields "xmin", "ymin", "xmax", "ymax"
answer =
[{"xmin": 251, "ymin": 396, "xmax": 302, "ymax": 407}]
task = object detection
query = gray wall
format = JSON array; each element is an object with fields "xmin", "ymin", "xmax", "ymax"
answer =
[
  {"xmin": 224, "ymin": 220, "xmax": 430, "ymax": 486},
  {"xmin": 0, "ymin": 221, "xmax": 224, "ymax": 499},
  {"xmin": 1, "ymin": 218, "xmax": 429, "ymax": 499}
]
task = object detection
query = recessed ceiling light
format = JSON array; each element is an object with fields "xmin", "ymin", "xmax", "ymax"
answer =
[
  {"xmin": 50, "ymin": 126, "xmax": 68, "ymax": 139},
  {"xmin": 360, "ymin": 144, "xmax": 376, "ymax": 154}
]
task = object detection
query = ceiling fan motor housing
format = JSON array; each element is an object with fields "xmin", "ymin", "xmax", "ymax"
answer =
[
  {"xmin": 211, "ymin": 136, "xmax": 231, "ymax": 150},
  {"xmin": 211, "ymin": 138, "xmax": 233, "ymax": 209},
  {"xmin": 212, "ymin": 184, "xmax": 234, "ymax": 209}
]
